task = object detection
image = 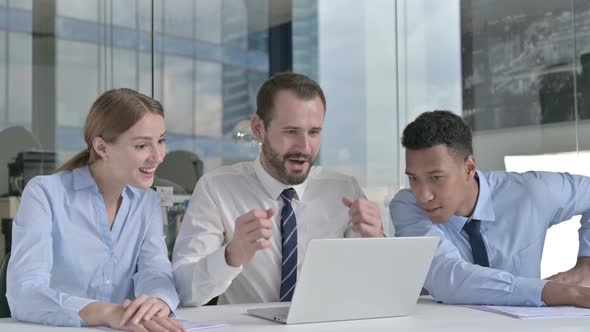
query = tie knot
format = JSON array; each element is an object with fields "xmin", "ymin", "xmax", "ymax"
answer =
[
  {"xmin": 281, "ymin": 188, "xmax": 296, "ymax": 202},
  {"xmin": 463, "ymin": 219, "xmax": 481, "ymax": 235}
]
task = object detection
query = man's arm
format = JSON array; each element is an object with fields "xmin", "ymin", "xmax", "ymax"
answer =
[
  {"xmin": 172, "ymin": 176, "xmax": 275, "ymax": 306},
  {"xmin": 390, "ymin": 191, "xmax": 547, "ymax": 306},
  {"xmin": 422, "ymin": 227, "xmax": 547, "ymax": 306},
  {"xmin": 546, "ymin": 257, "xmax": 590, "ymax": 287},
  {"xmin": 172, "ymin": 176, "xmax": 242, "ymax": 306},
  {"xmin": 536, "ymin": 172, "xmax": 590, "ymax": 287}
]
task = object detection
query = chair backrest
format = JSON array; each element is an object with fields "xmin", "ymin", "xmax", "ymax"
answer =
[
  {"xmin": 0, "ymin": 126, "xmax": 42, "ymax": 195},
  {"xmin": 155, "ymin": 150, "xmax": 203, "ymax": 194},
  {"xmin": 0, "ymin": 252, "xmax": 11, "ymax": 318}
]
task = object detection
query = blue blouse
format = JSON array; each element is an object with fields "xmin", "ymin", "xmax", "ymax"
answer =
[{"xmin": 7, "ymin": 166, "xmax": 179, "ymax": 326}]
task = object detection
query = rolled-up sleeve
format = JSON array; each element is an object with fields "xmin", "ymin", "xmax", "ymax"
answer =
[{"xmin": 7, "ymin": 178, "xmax": 95, "ymax": 326}]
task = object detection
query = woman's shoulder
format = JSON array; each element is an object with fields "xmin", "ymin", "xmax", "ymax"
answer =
[
  {"xmin": 15, "ymin": 171, "xmax": 73, "ymax": 205},
  {"xmin": 26, "ymin": 170, "xmax": 72, "ymax": 191}
]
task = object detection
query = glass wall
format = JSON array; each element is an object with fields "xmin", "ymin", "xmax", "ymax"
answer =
[
  {"xmin": 396, "ymin": 0, "xmax": 462, "ymax": 175},
  {"xmin": 0, "ymin": 0, "xmax": 586, "ymax": 271},
  {"xmin": 390, "ymin": 0, "xmax": 590, "ymax": 278},
  {"xmin": 460, "ymin": 0, "xmax": 590, "ymax": 278},
  {"xmin": 462, "ymin": 0, "xmax": 581, "ymax": 170},
  {"xmin": 0, "ymin": 0, "xmax": 400, "ymax": 256},
  {"xmin": 311, "ymin": 0, "xmax": 399, "ymax": 220}
]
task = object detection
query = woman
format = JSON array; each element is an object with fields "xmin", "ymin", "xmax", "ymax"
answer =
[{"xmin": 7, "ymin": 88, "xmax": 184, "ymax": 332}]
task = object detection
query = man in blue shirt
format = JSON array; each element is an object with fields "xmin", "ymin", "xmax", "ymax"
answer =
[{"xmin": 390, "ymin": 110, "xmax": 590, "ymax": 307}]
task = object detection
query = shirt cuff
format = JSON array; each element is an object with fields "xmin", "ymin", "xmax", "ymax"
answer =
[
  {"xmin": 65, "ymin": 297, "xmax": 97, "ymax": 327},
  {"xmin": 511, "ymin": 277, "xmax": 549, "ymax": 306},
  {"xmin": 146, "ymin": 291, "xmax": 180, "ymax": 314},
  {"xmin": 207, "ymin": 244, "xmax": 243, "ymax": 283}
]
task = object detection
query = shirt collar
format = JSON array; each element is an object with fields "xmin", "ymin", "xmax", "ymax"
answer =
[
  {"xmin": 253, "ymin": 154, "xmax": 308, "ymax": 201},
  {"xmin": 448, "ymin": 170, "xmax": 496, "ymax": 232},
  {"xmin": 72, "ymin": 166, "xmax": 136, "ymax": 199}
]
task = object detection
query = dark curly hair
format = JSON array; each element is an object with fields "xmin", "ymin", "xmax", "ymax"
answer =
[{"xmin": 402, "ymin": 110, "xmax": 473, "ymax": 159}]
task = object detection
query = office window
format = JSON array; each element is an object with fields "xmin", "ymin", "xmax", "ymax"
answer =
[
  {"xmin": 57, "ymin": 0, "xmax": 99, "ymax": 22},
  {"xmin": 7, "ymin": 32, "xmax": 31, "ymax": 127},
  {"xmin": 194, "ymin": 0, "xmax": 222, "ymax": 44},
  {"xmin": 162, "ymin": 55, "xmax": 194, "ymax": 135},
  {"xmin": 194, "ymin": 60, "xmax": 222, "ymax": 138},
  {"xmin": 56, "ymin": 39, "xmax": 99, "ymax": 129},
  {"xmin": 0, "ymin": 31, "xmax": 5, "ymax": 125},
  {"xmin": 461, "ymin": 1, "xmax": 584, "ymax": 170},
  {"xmin": 113, "ymin": 48, "xmax": 139, "ymax": 89},
  {"xmin": 461, "ymin": 0, "xmax": 590, "ymax": 278},
  {"xmin": 163, "ymin": 0, "xmax": 194, "ymax": 39},
  {"xmin": 8, "ymin": 0, "xmax": 32, "ymax": 10},
  {"xmin": 113, "ymin": 0, "xmax": 138, "ymax": 29}
]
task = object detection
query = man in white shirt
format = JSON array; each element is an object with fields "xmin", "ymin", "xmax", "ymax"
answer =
[{"xmin": 172, "ymin": 72, "xmax": 384, "ymax": 306}]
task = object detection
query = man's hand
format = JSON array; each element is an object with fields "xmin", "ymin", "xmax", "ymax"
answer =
[
  {"xmin": 342, "ymin": 197, "xmax": 383, "ymax": 238},
  {"xmin": 225, "ymin": 209, "xmax": 275, "ymax": 267},
  {"xmin": 542, "ymin": 281, "xmax": 590, "ymax": 309},
  {"xmin": 546, "ymin": 256, "xmax": 590, "ymax": 287}
]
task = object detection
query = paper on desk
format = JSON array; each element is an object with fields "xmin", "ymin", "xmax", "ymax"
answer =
[
  {"xmin": 99, "ymin": 319, "xmax": 223, "ymax": 331},
  {"xmin": 465, "ymin": 305, "xmax": 590, "ymax": 319},
  {"xmin": 177, "ymin": 319, "xmax": 224, "ymax": 330}
]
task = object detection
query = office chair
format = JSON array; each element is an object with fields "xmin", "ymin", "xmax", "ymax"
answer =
[
  {"xmin": 154, "ymin": 150, "xmax": 216, "ymax": 303},
  {"xmin": 155, "ymin": 150, "xmax": 203, "ymax": 195},
  {"xmin": 0, "ymin": 126, "xmax": 42, "ymax": 196},
  {"xmin": 0, "ymin": 252, "xmax": 10, "ymax": 318}
]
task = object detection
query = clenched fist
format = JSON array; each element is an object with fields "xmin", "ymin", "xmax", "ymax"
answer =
[{"xmin": 225, "ymin": 208, "xmax": 276, "ymax": 267}]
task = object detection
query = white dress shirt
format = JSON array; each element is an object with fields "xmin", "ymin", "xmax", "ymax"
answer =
[{"xmin": 172, "ymin": 156, "xmax": 363, "ymax": 305}]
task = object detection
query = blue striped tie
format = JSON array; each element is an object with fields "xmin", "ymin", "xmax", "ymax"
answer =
[{"xmin": 279, "ymin": 188, "xmax": 298, "ymax": 302}]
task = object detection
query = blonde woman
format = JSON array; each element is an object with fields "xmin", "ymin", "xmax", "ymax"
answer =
[{"xmin": 7, "ymin": 88, "xmax": 184, "ymax": 332}]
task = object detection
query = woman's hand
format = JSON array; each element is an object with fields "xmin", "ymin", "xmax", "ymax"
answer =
[
  {"xmin": 80, "ymin": 297, "xmax": 184, "ymax": 332},
  {"xmin": 109, "ymin": 301, "xmax": 184, "ymax": 332},
  {"xmin": 120, "ymin": 294, "xmax": 172, "ymax": 326}
]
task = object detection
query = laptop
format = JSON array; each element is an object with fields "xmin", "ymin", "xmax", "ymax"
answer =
[{"xmin": 247, "ymin": 236, "xmax": 439, "ymax": 324}]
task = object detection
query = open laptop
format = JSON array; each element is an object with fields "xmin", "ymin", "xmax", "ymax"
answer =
[{"xmin": 247, "ymin": 236, "xmax": 439, "ymax": 324}]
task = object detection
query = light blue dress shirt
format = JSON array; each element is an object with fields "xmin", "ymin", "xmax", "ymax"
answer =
[
  {"xmin": 390, "ymin": 171, "xmax": 590, "ymax": 306},
  {"xmin": 7, "ymin": 166, "xmax": 179, "ymax": 326}
]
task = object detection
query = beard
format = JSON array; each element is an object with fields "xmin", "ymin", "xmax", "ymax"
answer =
[{"xmin": 261, "ymin": 138, "xmax": 315, "ymax": 185}]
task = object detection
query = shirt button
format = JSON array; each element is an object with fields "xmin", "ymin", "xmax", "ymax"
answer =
[{"xmin": 105, "ymin": 280, "xmax": 111, "ymax": 285}]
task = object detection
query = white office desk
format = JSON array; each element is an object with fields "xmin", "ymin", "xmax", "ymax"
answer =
[{"xmin": 0, "ymin": 297, "xmax": 588, "ymax": 331}]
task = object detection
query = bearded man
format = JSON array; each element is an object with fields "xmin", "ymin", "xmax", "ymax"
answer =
[{"xmin": 173, "ymin": 72, "xmax": 384, "ymax": 306}]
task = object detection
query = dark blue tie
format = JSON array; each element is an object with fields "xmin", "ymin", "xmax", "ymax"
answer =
[
  {"xmin": 463, "ymin": 219, "xmax": 490, "ymax": 267},
  {"xmin": 279, "ymin": 188, "xmax": 298, "ymax": 302}
]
